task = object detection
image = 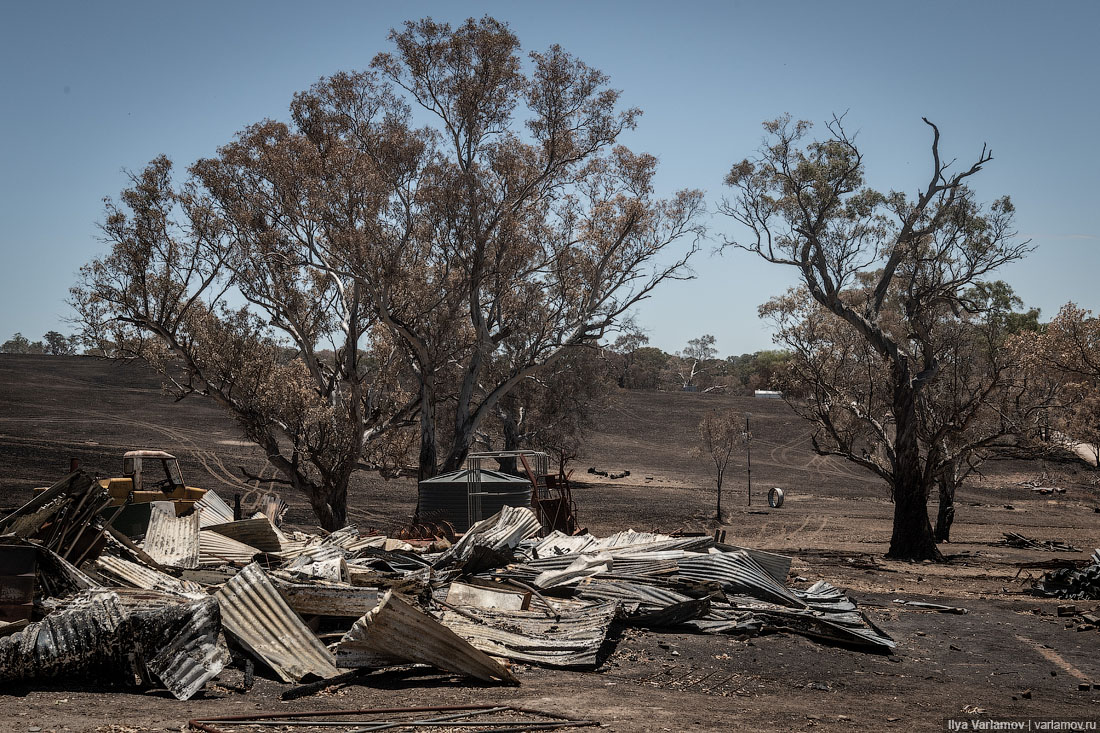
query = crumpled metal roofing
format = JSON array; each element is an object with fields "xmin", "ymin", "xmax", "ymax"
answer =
[
  {"xmin": 575, "ymin": 578, "xmax": 710, "ymax": 626},
  {"xmin": 515, "ymin": 531, "xmax": 597, "ymax": 560},
  {"xmin": 198, "ymin": 530, "xmax": 261, "ymax": 566},
  {"xmin": 203, "ymin": 516, "xmax": 284, "ymax": 554},
  {"xmin": 142, "ymin": 504, "xmax": 200, "ymax": 569},
  {"xmin": 591, "ymin": 530, "xmax": 714, "ymax": 554},
  {"xmin": 676, "ymin": 551, "xmax": 807, "ymax": 608},
  {"xmin": 439, "ymin": 599, "xmax": 619, "ymax": 668},
  {"xmin": 719, "ymin": 545, "xmax": 793, "ymax": 584},
  {"xmin": 0, "ymin": 588, "xmax": 229, "ymax": 700},
  {"xmin": 434, "ymin": 506, "xmax": 541, "ymax": 566},
  {"xmin": 95, "ymin": 555, "xmax": 206, "ymax": 598},
  {"xmin": 214, "ymin": 562, "xmax": 339, "ymax": 682},
  {"xmin": 334, "ymin": 590, "xmax": 516, "ymax": 683},
  {"xmin": 1034, "ymin": 548, "xmax": 1100, "ymax": 600},
  {"xmin": 195, "ymin": 489, "xmax": 235, "ymax": 528},
  {"xmin": 269, "ymin": 574, "xmax": 382, "ymax": 617}
]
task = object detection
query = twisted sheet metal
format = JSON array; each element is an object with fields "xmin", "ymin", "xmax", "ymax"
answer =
[
  {"xmin": 676, "ymin": 551, "xmax": 807, "ymax": 608},
  {"xmin": 0, "ymin": 589, "xmax": 229, "ymax": 700},
  {"xmin": 95, "ymin": 555, "xmax": 206, "ymax": 597},
  {"xmin": 434, "ymin": 506, "xmax": 541, "ymax": 566},
  {"xmin": 720, "ymin": 545, "xmax": 793, "ymax": 584},
  {"xmin": 574, "ymin": 579, "xmax": 710, "ymax": 627},
  {"xmin": 198, "ymin": 531, "xmax": 261, "ymax": 566},
  {"xmin": 195, "ymin": 490, "xmax": 234, "ymax": 528},
  {"xmin": 203, "ymin": 517, "xmax": 284, "ymax": 554},
  {"xmin": 334, "ymin": 590, "xmax": 516, "ymax": 683},
  {"xmin": 214, "ymin": 563, "xmax": 339, "ymax": 682}
]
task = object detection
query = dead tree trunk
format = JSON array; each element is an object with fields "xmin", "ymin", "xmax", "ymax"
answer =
[
  {"xmin": 934, "ymin": 460, "xmax": 958, "ymax": 543},
  {"xmin": 887, "ymin": 378, "xmax": 943, "ymax": 561},
  {"xmin": 418, "ymin": 379, "xmax": 438, "ymax": 481},
  {"xmin": 303, "ymin": 479, "xmax": 349, "ymax": 532},
  {"xmin": 934, "ymin": 477, "xmax": 955, "ymax": 543}
]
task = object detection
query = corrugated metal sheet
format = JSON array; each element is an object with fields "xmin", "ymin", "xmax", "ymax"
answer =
[
  {"xmin": 195, "ymin": 490, "xmax": 235, "ymax": 528},
  {"xmin": 334, "ymin": 590, "xmax": 516, "ymax": 683},
  {"xmin": 270, "ymin": 575, "xmax": 381, "ymax": 617},
  {"xmin": 142, "ymin": 504, "xmax": 199, "ymax": 569},
  {"xmin": 676, "ymin": 551, "xmax": 807, "ymax": 609},
  {"xmin": 592, "ymin": 530, "xmax": 714, "ymax": 554},
  {"xmin": 439, "ymin": 600, "xmax": 618, "ymax": 668},
  {"xmin": 95, "ymin": 555, "xmax": 207, "ymax": 598},
  {"xmin": 203, "ymin": 517, "xmax": 284, "ymax": 553},
  {"xmin": 0, "ymin": 588, "xmax": 229, "ymax": 700},
  {"xmin": 214, "ymin": 563, "xmax": 339, "ymax": 682},
  {"xmin": 435, "ymin": 506, "xmax": 541, "ymax": 566},
  {"xmin": 575, "ymin": 579, "xmax": 709, "ymax": 627},
  {"xmin": 198, "ymin": 530, "xmax": 261, "ymax": 566},
  {"xmin": 520, "ymin": 531, "xmax": 597, "ymax": 560},
  {"xmin": 138, "ymin": 592, "xmax": 231, "ymax": 699},
  {"xmin": 719, "ymin": 544, "xmax": 792, "ymax": 584}
]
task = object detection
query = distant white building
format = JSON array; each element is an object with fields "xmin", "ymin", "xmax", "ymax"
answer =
[{"xmin": 754, "ymin": 390, "xmax": 782, "ymax": 399}]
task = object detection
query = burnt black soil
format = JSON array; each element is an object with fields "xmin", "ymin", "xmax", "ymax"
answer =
[{"xmin": 1, "ymin": 354, "xmax": 1098, "ymax": 732}]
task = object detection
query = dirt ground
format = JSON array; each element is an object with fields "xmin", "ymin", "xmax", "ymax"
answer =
[{"xmin": 1, "ymin": 354, "xmax": 1098, "ymax": 732}]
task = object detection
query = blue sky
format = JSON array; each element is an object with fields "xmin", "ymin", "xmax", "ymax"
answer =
[{"xmin": 1, "ymin": 1, "xmax": 1097, "ymax": 355}]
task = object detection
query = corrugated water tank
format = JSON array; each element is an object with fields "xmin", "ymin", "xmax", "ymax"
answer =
[{"xmin": 417, "ymin": 469, "xmax": 532, "ymax": 533}]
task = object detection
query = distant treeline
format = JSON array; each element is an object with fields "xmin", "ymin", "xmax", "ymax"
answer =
[
  {"xmin": 1, "ymin": 331, "xmax": 79, "ymax": 355},
  {"xmin": 605, "ymin": 330, "xmax": 791, "ymax": 394}
]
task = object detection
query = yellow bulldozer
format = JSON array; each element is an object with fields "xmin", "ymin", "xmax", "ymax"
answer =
[
  {"xmin": 28, "ymin": 450, "xmax": 209, "ymax": 538},
  {"xmin": 99, "ymin": 450, "xmax": 207, "ymax": 536}
]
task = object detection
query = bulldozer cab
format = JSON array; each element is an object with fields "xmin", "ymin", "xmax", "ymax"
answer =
[{"xmin": 123, "ymin": 450, "xmax": 184, "ymax": 493}]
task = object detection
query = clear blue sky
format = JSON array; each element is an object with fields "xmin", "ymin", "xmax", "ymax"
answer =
[{"xmin": 1, "ymin": 1, "xmax": 1097, "ymax": 356}]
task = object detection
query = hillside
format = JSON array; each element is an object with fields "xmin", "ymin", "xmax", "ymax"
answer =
[
  {"xmin": 4, "ymin": 354, "xmax": 1100, "ymax": 731},
  {"xmin": 2, "ymin": 353, "xmax": 1097, "ymax": 550}
]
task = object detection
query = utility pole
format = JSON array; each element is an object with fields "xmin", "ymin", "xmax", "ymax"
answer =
[{"xmin": 745, "ymin": 413, "xmax": 752, "ymax": 506}]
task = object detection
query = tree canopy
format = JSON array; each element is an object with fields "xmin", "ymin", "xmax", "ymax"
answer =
[
  {"xmin": 72, "ymin": 16, "xmax": 703, "ymax": 528},
  {"xmin": 722, "ymin": 115, "xmax": 1032, "ymax": 560}
]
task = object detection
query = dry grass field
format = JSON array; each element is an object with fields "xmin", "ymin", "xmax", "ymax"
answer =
[{"xmin": 1, "ymin": 354, "xmax": 1098, "ymax": 732}]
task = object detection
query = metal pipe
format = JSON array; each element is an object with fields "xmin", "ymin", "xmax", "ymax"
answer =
[{"xmin": 745, "ymin": 413, "xmax": 752, "ymax": 506}]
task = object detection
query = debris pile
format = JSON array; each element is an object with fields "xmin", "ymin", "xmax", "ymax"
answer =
[
  {"xmin": 1001, "ymin": 532, "xmax": 1079, "ymax": 553},
  {"xmin": 0, "ymin": 488, "xmax": 896, "ymax": 702},
  {"xmin": 1033, "ymin": 549, "xmax": 1100, "ymax": 600}
]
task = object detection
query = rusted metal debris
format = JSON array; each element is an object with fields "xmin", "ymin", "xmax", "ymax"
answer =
[
  {"xmin": 2, "ymin": 493, "xmax": 900, "ymax": 703},
  {"xmin": 1001, "ymin": 532, "xmax": 1080, "ymax": 553},
  {"xmin": 439, "ymin": 599, "xmax": 618, "ymax": 668},
  {"xmin": 1033, "ymin": 549, "xmax": 1100, "ymax": 600},
  {"xmin": 270, "ymin": 574, "xmax": 382, "ymax": 617},
  {"xmin": 188, "ymin": 705, "xmax": 600, "ymax": 733},
  {"xmin": 0, "ymin": 470, "xmax": 109, "ymax": 564}
]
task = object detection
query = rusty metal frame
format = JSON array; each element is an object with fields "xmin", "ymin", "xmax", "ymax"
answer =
[{"xmin": 189, "ymin": 704, "xmax": 600, "ymax": 732}]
